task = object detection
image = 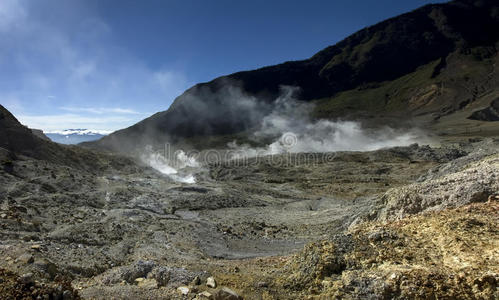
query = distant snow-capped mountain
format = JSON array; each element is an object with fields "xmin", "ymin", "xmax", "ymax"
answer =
[{"xmin": 45, "ymin": 129, "xmax": 111, "ymax": 144}]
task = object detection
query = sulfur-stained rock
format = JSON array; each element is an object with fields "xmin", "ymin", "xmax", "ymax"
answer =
[
  {"xmin": 206, "ymin": 276, "xmax": 217, "ymax": 288},
  {"xmin": 137, "ymin": 278, "xmax": 158, "ymax": 289}
]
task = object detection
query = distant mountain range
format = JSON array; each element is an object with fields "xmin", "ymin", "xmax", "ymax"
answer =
[
  {"xmin": 83, "ymin": 0, "xmax": 499, "ymax": 153},
  {"xmin": 45, "ymin": 129, "xmax": 110, "ymax": 145}
]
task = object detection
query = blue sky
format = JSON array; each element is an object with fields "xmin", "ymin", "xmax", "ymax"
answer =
[{"xmin": 0, "ymin": 0, "xmax": 447, "ymax": 132}]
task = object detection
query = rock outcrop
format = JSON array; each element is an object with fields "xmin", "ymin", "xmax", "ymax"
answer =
[
  {"xmin": 378, "ymin": 152, "xmax": 499, "ymax": 221},
  {"xmin": 469, "ymin": 98, "xmax": 499, "ymax": 121}
]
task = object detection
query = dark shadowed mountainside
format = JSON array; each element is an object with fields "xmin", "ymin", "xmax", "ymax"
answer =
[
  {"xmin": 468, "ymin": 98, "xmax": 499, "ymax": 121},
  {"xmin": 0, "ymin": 105, "xmax": 59, "ymax": 161},
  {"xmin": 83, "ymin": 0, "xmax": 499, "ymax": 153}
]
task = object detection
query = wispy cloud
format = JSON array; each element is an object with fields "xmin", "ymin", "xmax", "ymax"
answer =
[{"xmin": 60, "ymin": 106, "xmax": 144, "ymax": 115}]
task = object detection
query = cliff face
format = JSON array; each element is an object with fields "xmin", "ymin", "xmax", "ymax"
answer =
[{"xmin": 85, "ymin": 0, "xmax": 499, "ymax": 152}]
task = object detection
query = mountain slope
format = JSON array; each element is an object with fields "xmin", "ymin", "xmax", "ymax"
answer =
[
  {"xmin": 0, "ymin": 105, "xmax": 140, "ymax": 173},
  {"xmin": 84, "ymin": 0, "xmax": 499, "ymax": 152},
  {"xmin": 0, "ymin": 105, "xmax": 56, "ymax": 160}
]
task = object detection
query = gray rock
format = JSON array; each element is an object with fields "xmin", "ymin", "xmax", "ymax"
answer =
[
  {"xmin": 62, "ymin": 290, "xmax": 73, "ymax": 300},
  {"xmin": 214, "ymin": 287, "xmax": 242, "ymax": 300},
  {"xmin": 32, "ymin": 259, "xmax": 59, "ymax": 279},
  {"xmin": 198, "ymin": 291, "xmax": 213, "ymax": 299},
  {"xmin": 102, "ymin": 260, "xmax": 156, "ymax": 284},
  {"xmin": 18, "ymin": 253, "xmax": 34, "ymax": 264},
  {"xmin": 150, "ymin": 266, "xmax": 199, "ymax": 287},
  {"xmin": 147, "ymin": 267, "xmax": 170, "ymax": 287},
  {"xmin": 192, "ymin": 275, "xmax": 201, "ymax": 285},
  {"xmin": 19, "ymin": 273, "xmax": 34, "ymax": 285}
]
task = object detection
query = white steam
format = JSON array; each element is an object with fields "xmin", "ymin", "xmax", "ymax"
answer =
[
  {"xmin": 229, "ymin": 120, "xmax": 422, "ymax": 158},
  {"xmin": 227, "ymin": 86, "xmax": 426, "ymax": 158},
  {"xmin": 141, "ymin": 84, "xmax": 428, "ymax": 179},
  {"xmin": 141, "ymin": 146, "xmax": 199, "ymax": 183}
]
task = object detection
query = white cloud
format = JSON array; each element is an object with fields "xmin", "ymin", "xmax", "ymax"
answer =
[
  {"xmin": 109, "ymin": 108, "xmax": 143, "ymax": 114},
  {"xmin": 60, "ymin": 107, "xmax": 143, "ymax": 115}
]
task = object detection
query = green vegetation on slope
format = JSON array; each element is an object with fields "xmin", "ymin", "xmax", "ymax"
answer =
[
  {"xmin": 313, "ymin": 59, "xmax": 441, "ymax": 118},
  {"xmin": 313, "ymin": 49, "xmax": 498, "ymax": 120}
]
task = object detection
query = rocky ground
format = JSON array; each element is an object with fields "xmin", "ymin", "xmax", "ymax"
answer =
[{"xmin": 0, "ymin": 137, "xmax": 498, "ymax": 299}]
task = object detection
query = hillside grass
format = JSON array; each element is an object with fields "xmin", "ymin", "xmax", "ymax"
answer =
[
  {"xmin": 313, "ymin": 48, "xmax": 497, "ymax": 121},
  {"xmin": 313, "ymin": 59, "xmax": 441, "ymax": 118}
]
